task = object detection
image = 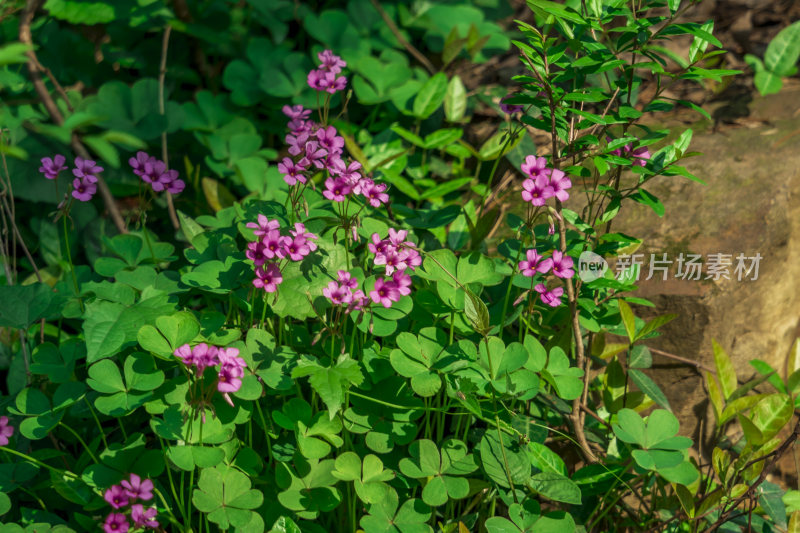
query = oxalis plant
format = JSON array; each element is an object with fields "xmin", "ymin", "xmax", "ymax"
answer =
[{"xmin": 2, "ymin": 0, "xmax": 799, "ymax": 532}]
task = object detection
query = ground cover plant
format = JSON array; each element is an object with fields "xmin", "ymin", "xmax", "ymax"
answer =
[{"xmin": 1, "ymin": 0, "xmax": 800, "ymax": 531}]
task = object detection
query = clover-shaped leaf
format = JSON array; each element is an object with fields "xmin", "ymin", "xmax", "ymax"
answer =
[
  {"xmin": 398, "ymin": 439, "xmax": 474, "ymax": 506},
  {"xmin": 273, "ymin": 398, "xmax": 343, "ymax": 460},
  {"xmin": 293, "ymin": 355, "xmax": 364, "ymax": 417},
  {"xmin": 541, "ymin": 346, "xmax": 583, "ymax": 401},
  {"xmin": 192, "ymin": 465, "xmax": 263, "ymax": 530},
  {"xmin": 275, "ymin": 458, "xmax": 342, "ymax": 520},
  {"xmin": 30, "ymin": 339, "xmax": 81, "ymax": 383},
  {"xmin": 10, "ymin": 387, "xmax": 63, "ymax": 440},
  {"xmin": 390, "ymin": 327, "xmax": 447, "ymax": 397},
  {"xmin": 613, "ymin": 409, "xmax": 693, "ymax": 472},
  {"xmin": 332, "ymin": 451, "xmax": 395, "ymax": 504},
  {"xmin": 137, "ymin": 311, "xmax": 201, "ymax": 359},
  {"xmin": 359, "ymin": 488, "xmax": 433, "ymax": 533},
  {"xmin": 87, "ymin": 352, "xmax": 164, "ymax": 416},
  {"xmin": 485, "ymin": 499, "xmax": 542, "ymax": 532}
]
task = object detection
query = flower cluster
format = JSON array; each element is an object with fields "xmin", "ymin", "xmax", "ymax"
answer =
[
  {"xmin": 245, "ymin": 216, "xmax": 318, "ymax": 293},
  {"xmin": 0, "ymin": 415, "xmax": 14, "ymax": 445},
  {"xmin": 174, "ymin": 343, "xmax": 248, "ymax": 406},
  {"xmin": 129, "ymin": 151, "xmax": 186, "ymax": 194},
  {"xmin": 307, "ymin": 49, "xmax": 347, "ymax": 94},
  {"xmin": 518, "ymin": 249, "xmax": 575, "ymax": 307},
  {"xmin": 277, "ymin": 113, "xmax": 389, "ymax": 208},
  {"xmin": 103, "ymin": 474, "xmax": 158, "ymax": 532},
  {"xmin": 366, "ymin": 229, "xmax": 418, "ymax": 308},
  {"xmin": 323, "ymin": 270, "xmax": 370, "ymax": 312},
  {"xmin": 39, "ymin": 154, "xmax": 103, "ymax": 202},
  {"xmin": 520, "ymin": 156, "xmax": 572, "ymax": 206},
  {"xmin": 607, "ymin": 137, "xmax": 651, "ymax": 167}
]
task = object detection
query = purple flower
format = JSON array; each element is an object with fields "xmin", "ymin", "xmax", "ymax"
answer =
[
  {"xmin": 278, "ymin": 157, "xmax": 308, "ymax": 186},
  {"xmin": 392, "ymin": 271, "xmax": 412, "ymax": 296},
  {"xmin": 104, "ymin": 485, "xmax": 129, "ymax": 509},
  {"xmin": 217, "ymin": 365, "xmax": 243, "ymax": 394},
  {"xmin": 130, "ymin": 504, "xmax": 159, "ymax": 529},
  {"xmin": 300, "ymin": 141, "xmax": 327, "ymax": 169},
  {"xmin": 246, "ymin": 215, "xmax": 280, "ymax": 238},
  {"xmin": 261, "ymin": 230, "xmax": 286, "ymax": 259},
  {"xmin": 166, "ymin": 178, "xmax": 186, "ymax": 194},
  {"xmin": 323, "ymin": 281, "xmax": 353, "ymax": 305},
  {"xmin": 499, "ymin": 96, "xmax": 523, "ymax": 114},
  {"xmin": 254, "ymin": 263, "xmax": 282, "ymax": 293},
  {"xmin": 323, "ymin": 177, "xmax": 352, "ymax": 202},
  {"xmin": 521, "ymin": 155, "xmax": 548, "ymax": 180},
  {"xmin": 363, "ymin": 182, "xmax": 389, "ymax": 207},
  {"xmin": 535, "ymin": 283, "xmax": 564, "ymax": 307},
  {"xmin": 521, "ymin": 176, "xmax": 554, "ymax": 206},
  {"xmin": 245, "ymin": 240, "xmax": 268, "ymax": 266},
  {"xmin": 0, "ymin": 416, "xmax": 14, "ymax": 445},
  {"xmin": 546, "ymin": 168, "xmax": 572, "ymax": 202},
  {"xmin": 128, "ymin": 151, "xmax": 154, "ymax": 176},
  {"xmin": 282, "ymin": 105, "xmax": 311, "ymax": 121},
  {"xmin": 551, "ymin": 251, "xmax": 575, "ymax": 279},
  {"xmin": 369, "ymin": 277, "xmax": 401, "ymax": 308},
  {"xmin": 71, "ymin": 177, "xmax": 97, "ymax": 202},
  {"xmin": 191, "ymin": 343, "xmax": 220, "ymax": 376},
  {"xmin": 331, "ymin": 159, "xmax": 362, "ymax": 185},
  {"xmin": 316, "ymin": 126, "xmax": 344, "ymax": 154},
  {"xmin": 103, "ymin": 513, "xmax": 130, "ymax": 533},
  {"xmin": 347, "ymin": 289, "xmax": 370, "ymax": 314},
  {"xmin": 174, "ymin": 344, "xmax": 193, "ymax": 365},
  {"xmin": 519, "ymin": 249, "xmax": 553, "ymax": 277},
  {"xmin": 632, "ymin": 146, "xmax": 651, "ymax": 166},
  {"xmin": 121, "ymin": 473, "xmax": 154, "ymax": 501},
  {"xmin": 282, "ymin": 236, "xmax": 310, "ymax": 261},
  {"xmin": 337, "ymin": 270, "xmax": 358, "ymax": 289},
  {"xmin": 317, "ymin": 50, "xmax": 346, "ymax": 73},
  {"xmin": 286, "ymin": 132, "xmax": 311, "ymax": 156},
  {"xmin": 308, "ymin": 69, "xmax": 347, "ymax": 94},
  {"xmin": 72, "ymin": 157, "xmax": 103, "ymax": 183},
  {"xmin": 290, "ymin": 223, "xmax": 318, "ymax": 252},
  {"xmin": 39, "ymin": 154, "xmax": 67, "ymax": 180}
]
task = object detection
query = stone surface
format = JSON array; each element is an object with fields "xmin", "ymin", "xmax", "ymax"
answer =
[{"xmin": 613, "ymin": 83, "xmax": 800, "ymax": 445}]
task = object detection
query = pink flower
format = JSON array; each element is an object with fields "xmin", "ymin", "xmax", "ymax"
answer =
[
  {"xmin": 363, "ymin": 182, "xmax": 389, "ymax": 207},
  {"xmin": 246, "ymin": 215, "xmax": 280, "ymax": 237},
  {"xmin": 71, "ymin": 177, "xmax": 96, "ymax": 202},
  {"xmin": 323, "ymin": 177, "xmax": 352, "ymax": 202},
  {"xmin": 174, "ymin": 344, "xmax": 193, "ymax": 364},
  {"xmin": 104, "ymin": 485, "xmax": 129, "ymax": 509},
  {"xmin": 535, "ymin": 284, "xmax": 564, "ymax": 307},
  {"xmin": 392, "ymin": 271, "xmax": 412, "ymax": 296},
  {"xmin": 521, "ymin": 176, "xmax": 554, "ymax": 206},
  {"xmin": 318, "ymin": 50, "xmax": 346, "ymax": 73},
  {"xmin": 0, "ymin": 416, "xmax": 14, "ymax": 445},
  {"xmin": 521, "ymin": 155, "xmax": 548, "ymax": 180},
  {"xmin": 282, "ymin": 105, "xmax": 311, "ymax": 121},
  {"xmin": 551, "ymin": 251, "xmax": 575, "ymax": 279},
  {"xmin": 369, "ymin": 277, "xmax": 401, "ymax": 308},
  {"xmin": 254, "ymin": 263, "xmax": 282, "ymax": 293},
  {"xmin": 103, "ymin": 513, "xmax": 130, "ymax": 533},
  {"xmin": 190, "ymin": 343, "xmax": 220, "ymax": 376},
  {"xmin": 308, "ymin": 69, "xmax": 347, "ymax": 93},
  {"xmin": 632, "ymin": 146, "xmax": 651, "ymax": 166},
  {"xmin": 121, "ymin": 473, "xmax": 154, "ymax": 501},
  {"xmin": 323, "ymin": 281, "xmax": 352, "ymax": 305},
  {"xmin": 289, "ymin": 223, "xmax": 318, "ymax": 251},
  {"xmin": 331, "ymin": 159, "xmax": 362, "ymax": 186},
  {"xmin": 316, "ymin": 126, "xmax": 344, "ymax": 154},
  {"xmin": 261, "ymin": 230, "xmax": 286, "ymax": 259},
  {"xmin": 300, "ymin": 141, "xmax": 327, "ymax": 169},
  {"xmin": 278, "ymin": 157, "xmax": 308, "ymax": 186},
  {"xmin": 130, "ymin": 504, "xmax": 159, "ymax": 529},
  {"xmin": 546, "ymin": 168, "xmax": 572, "ymax": 202},
  {"xmin": 72, "ymin": 156, "xmax": 103, "ymax": 183},
  {"xmin": 519, "ymin": 249, "xmax": 553, "ymax": 277},
  {"xmin": 39, "ymin": 154, "xmax": 67, "ymax": 180},
  {"xmin": 499, "ymin": 95, "xmax": 523, "ymax": 114},
  {"xmin": 286, "ymin": 132, "xmax": 311, "ymax": 156},
  {"xmin": 217, "ymin": 365, "xmax": 243, "ymax": 393},
  {"xmin": 282, "ymin": 236, "xmax": 310, "ymax": 261},
  {"xmin": 337, "ymin": 270, "xmax": 358, "ymax": 289}
]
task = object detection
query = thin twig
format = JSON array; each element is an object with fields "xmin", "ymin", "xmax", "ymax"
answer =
[
  {"xmin": 19, "ymin": 0, "xmax": 127, "ymax": 234},
  {"xmin": 157, "ymin": 25, "xmax": 180, "ymax": 230},
  {"xmin": 367, "ymin": 0, "xmax": 436, "ymax": 75},
  {"xmin": 649, "ymin": 347, "xmax": 717, "ymax": 375}
]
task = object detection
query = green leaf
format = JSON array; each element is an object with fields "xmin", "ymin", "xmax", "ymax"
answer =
[
  {"xmin": 712, "ymin": 339, "xmax": 737, "ymax": 399},
  {"xmin": 764, "ymin": 21, "xmax": 800, "ymax": 77},
  {"xmin": 192, "ymin": 465, "xmax": 263, "ymax": 529},
  {"xmin": 292, "ymin": 355, "xmax": 364, "ymax": 416},
  {"xmin": 628, "ymin": 345, "xmax": 652, "ymax": 369},
  {"xmin": 413, "ymin": 73, "xmax": 448, "ymax": 119},
  {"xmin": 527, "ymin": 442, "xmax": 567, "ymax": 475},
  {"xmin": 478, "ymin": 129, "xmax": 522, "ymax": 161},
  {"xmin": 480, "ymin": 431, "xmax": 530, "ymax": 488},
  {"xmin": 527, "ymin": 472, "xmax": 582, "ymax": 505},
  {"xmin": 751, "ymin": 393, "xmax": 793, "ymax": 441},
  {"xmin": 0, "ymin": 283, "xmax": 65, "ymax": 329},
  {"xmin": 0, "ymin": 42, "xmax": 30, "ymax": 67},
  {"xmin": 629, "ymin": 369, "xmax": 671, "ymax": 410},
  {"xmin": 444, "ymin": 75, "xmax": 467, "ymax": 123},
  {"xmin": 613, "ymin": 408, "xmax": 646, "ymax": 446},
  {"xmin": 617, "ymin": 300, "xmax": 636, "ymax": 343}
]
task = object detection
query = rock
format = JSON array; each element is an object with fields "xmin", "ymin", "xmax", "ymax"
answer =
[{"xmin": 613, "ymin": 83, "xmax": 800, "ymax": 445}]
